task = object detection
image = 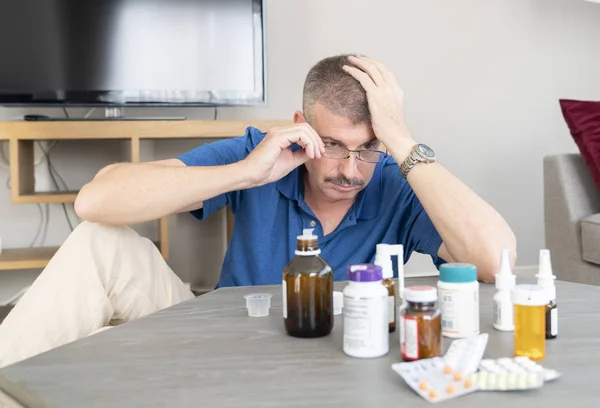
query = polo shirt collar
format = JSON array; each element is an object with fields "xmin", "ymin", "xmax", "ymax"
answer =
[{"xmin": 277, "ymin": 163, "xmax": 383, "ymax": 220}]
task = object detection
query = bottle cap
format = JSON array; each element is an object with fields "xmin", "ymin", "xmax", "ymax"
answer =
[
  {"xmin": 495, "ymin": 249, "xmax": 516, "ymax": 290},
  {"xmin": 536, "ymin": 249, "xmax": 556, "ymax": 300},
  {"xmin": 403, "ymin": 285, "xmax": 437, "ymax": 303},
  {"xmin": 348, "ymin": 264, "xmax": 383, "ymax": 282},
  {"xmin": 439, "ymin": 263, "xmax": 477, "ymax": 283},
  {"xmin": 297, "ymin": 228, "xmax": 317, "ymax": 240},
  {"xmin": 511, "ymin": 284, "xmax": 549, "ymax": 306},
  {"xmin": 295, "ymin": 228, "xmax": 320, "ymax": 255}
]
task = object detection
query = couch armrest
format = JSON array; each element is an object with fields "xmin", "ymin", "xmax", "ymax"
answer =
[{"xmin": 543, "ymin": 154, "xmax": 600, "ymax": 281}]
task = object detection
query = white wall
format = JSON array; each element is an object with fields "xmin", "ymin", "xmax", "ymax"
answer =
[{"xmin": 1, "ymin": 0, "xmax": 599, "ymax": 296}]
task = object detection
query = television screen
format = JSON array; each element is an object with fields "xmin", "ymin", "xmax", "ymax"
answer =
[{"xmin": 0, "ymin": 0, "xmax": 266, "ymax": 107}]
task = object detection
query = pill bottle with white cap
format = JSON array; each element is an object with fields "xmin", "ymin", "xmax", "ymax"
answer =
[
  {"xmin": 282, "ymin": 228, "xmax": 333, "ymax": 338},
  {"xmin": 512, "ymin": 284, "xmax": 548, "ymax": 361},
  {"xmin": 437, "ymin": 263, "xmax": 480, "ymax": 338},
  {"xmin": 343, "ymin": 263, "xmax": 389, "ymax": 358}
]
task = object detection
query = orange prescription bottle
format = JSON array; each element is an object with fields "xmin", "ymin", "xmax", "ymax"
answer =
[{"xmin": 511, "ymin": 284, "xmax": 548, "ymax": 361}]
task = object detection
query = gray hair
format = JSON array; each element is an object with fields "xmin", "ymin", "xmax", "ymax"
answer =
[{"xmin": 302, "ymin": 54, "xmax": 371, "ymax": 126}]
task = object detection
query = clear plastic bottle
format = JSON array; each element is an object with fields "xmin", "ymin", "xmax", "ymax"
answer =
[
  {"xmin": 282, "ymin": 228, "xmax": 333, "ymax": 338},
  {"xmin": 536, "ymin": 249, "xmax": 558, "ymax": 340},
  {"xmin": 493, "ymin": 249, "xmax": 516, "ymax": 331},
  {"xmin": 374, "ymin": 243, "xmax": 404, "ymax": 333},
  {"xmin": 512, "ymin": 284, "xmax": 548, "ymax": 361},
  {"xmin": 343, "ymin": 264, "xmax": 389, "ymax": 358}
]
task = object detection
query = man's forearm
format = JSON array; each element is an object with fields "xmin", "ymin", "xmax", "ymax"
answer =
[
  {"xmin": 75, "ymin": 161, "xmax": 251, "ymax": 225},
  {"xmin": 388, "ymin": 138, "xmax": 517, "ymax": 283}
]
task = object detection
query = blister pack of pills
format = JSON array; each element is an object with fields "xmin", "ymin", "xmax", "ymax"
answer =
[
  {"xmin": 442, "ymin": 333, "xmax": 489, "ymax": 375},
  {"xmin": 472, "ymin": 356, "xmax": 561, "ymax": 391},
  {"xmin": 391, "ymin": 334, "xmax": 489, "ymax": 403},
  {"xmin": 392, "ymin": 358, "xmax": 478, "ymax": 403}
]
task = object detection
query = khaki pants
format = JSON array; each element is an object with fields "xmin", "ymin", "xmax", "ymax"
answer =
[{"xmin": 0, "ymin": 221, "xmax": 195, "ymax": 369}]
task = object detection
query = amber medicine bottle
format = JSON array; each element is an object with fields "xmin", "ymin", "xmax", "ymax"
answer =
[
  {"xmin": 511, "ymin": 284, "xmax": 548, "ymax": 361},
  {"xmin": 399, "ymin": 286, "xmax": 442, "ymax": 361},
  {"xmin": 374, "ymin": 244, "xmax": 403, "ymax": 333},
  {"xmin": 282, "ymin": 228, "xmax": 333, "ymax": 338}
]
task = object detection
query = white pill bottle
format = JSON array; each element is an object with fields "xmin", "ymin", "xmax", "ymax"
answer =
[
  {"xmin": 437, "ymin": 263, "xmax": 480, "ymax": 338},
  {"xmin": 343, "ymin": 263, "xmax": 389, "ymax": 358}
]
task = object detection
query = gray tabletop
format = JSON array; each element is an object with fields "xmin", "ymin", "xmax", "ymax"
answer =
[{"xmin": 0, "ymin": 276, "xmax": 599, "ymax": 407}]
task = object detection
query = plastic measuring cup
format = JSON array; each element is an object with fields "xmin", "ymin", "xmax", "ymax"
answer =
[{"xmin": 244, "ymin": 293, "xmax": 273, "ymax": 317}]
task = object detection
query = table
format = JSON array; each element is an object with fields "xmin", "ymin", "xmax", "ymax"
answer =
[{"xmin": 0, "ymin": 277, "xmax": 598, "ymax": 407}]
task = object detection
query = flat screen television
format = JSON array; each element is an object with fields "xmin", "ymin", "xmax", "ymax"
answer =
[{"xmin": 0, "ymin": 0, "xmax": 266, "ymax": 108}]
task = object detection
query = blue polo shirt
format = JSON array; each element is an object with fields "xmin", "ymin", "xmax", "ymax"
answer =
[{"xmin": 178, "ymin": 126, "xmax": 445, "ymax": 288}]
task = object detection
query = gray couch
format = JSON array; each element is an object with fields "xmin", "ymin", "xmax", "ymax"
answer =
[{"xmin": 544, "ymin": 154, "xmax": 600, "ymax": 285}]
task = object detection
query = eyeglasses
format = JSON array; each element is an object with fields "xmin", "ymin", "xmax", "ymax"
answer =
[{"xmin": 322, "ymin": 145, "xmax": 387, "ymax": 163}]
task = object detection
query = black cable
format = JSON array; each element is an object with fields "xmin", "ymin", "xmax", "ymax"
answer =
[{"xmin": 36, "ymin": 141, "xmax": 75, "ymax": 232}]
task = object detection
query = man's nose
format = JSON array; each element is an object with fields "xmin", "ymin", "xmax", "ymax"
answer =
[{"xmin": 338, "ymin": 153, "xmax": 360, "ymax": 179}]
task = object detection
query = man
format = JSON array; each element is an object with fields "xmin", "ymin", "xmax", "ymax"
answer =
[{"xmin": 0, "ymin": 55, "xmax": 516, "ymax": 368}]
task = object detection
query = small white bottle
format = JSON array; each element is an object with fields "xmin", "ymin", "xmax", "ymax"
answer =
[
  {"xmin": 536, "ymin": 249, "xmax": 558, "ymax": 339},
  {"xmin": 343, "ymin": 263, "xmax": 389, "ymax": 358},
  {"xmin": 437, "ymin": 263, "xmax": 480, "ymax": 338},
  {"xmin": 493, "ymin": 249, "xmax": 516, "ymax": 331}
]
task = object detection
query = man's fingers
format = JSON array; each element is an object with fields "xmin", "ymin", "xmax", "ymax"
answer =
[
  {"xmin": 343, "ymin": 65, "xmax": 376, "ymax": 92},
  {"xmin": 346, "ymin": 56, "xmax": 385, "ymax": 86}
]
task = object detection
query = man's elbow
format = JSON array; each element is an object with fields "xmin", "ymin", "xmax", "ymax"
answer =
[{"xmin": 476, "ymin": 237, "xmax": 518, "ymax": 284}]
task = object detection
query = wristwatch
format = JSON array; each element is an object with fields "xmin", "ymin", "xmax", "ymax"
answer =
[{"xmin": 400, "ymin": 144, "xmax": 436, "ymax": 178}]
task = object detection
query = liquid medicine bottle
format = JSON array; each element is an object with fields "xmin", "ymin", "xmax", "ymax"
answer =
[
  {"xmin": 536, "ymin": 249, "xmax": 558, "ymax": 339},
  {"xmin": 343, "ymin": 264, "xmax": 389, "ymax": 358},
  {"xmin": 512, "ymin": 284, "xmax": 548, "ymax": 361},
  {"xmin": 374, "ymin": 243, "xmax": 404, "ymax": 333},
  {"xmin": 493, "ymin": 249, "xmax": 516, "ymax": 331},
  {"xmin": 399, "ymin": 286, "xmax": 442, "ymax": 361},
  {"xmin": 437, "ymin": 263, "xmax": 480, "ymax": 338},
  {"xmin": 282, "ymin": 228, "xmax": 333, "ymax": 338}
]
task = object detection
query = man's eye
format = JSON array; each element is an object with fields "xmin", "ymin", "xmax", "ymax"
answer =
[
  {"xmin": 324, "ymin": 142, "xmax": 338, "ymax": 148},
  {"xmin": 365, "ymin": 143, "xmax": 378, "ymax": 150}
]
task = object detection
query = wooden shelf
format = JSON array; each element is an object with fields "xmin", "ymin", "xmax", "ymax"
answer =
[
  {"xmin": 0, "ymin": 119, "xmax": 288, "ymax": 271},
  {"xmin": 0, "ymin": 247, "xmax": 60, "ymax": 271}
]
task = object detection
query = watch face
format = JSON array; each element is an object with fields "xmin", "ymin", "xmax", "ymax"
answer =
[{"xmin": 418, "ymin": 144, "xmax": 435, "ymax": 158}]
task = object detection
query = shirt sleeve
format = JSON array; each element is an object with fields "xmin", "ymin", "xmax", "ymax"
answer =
[{"xmin": 176, "ymin": 126, "xmax": 264, "ymax": 221}]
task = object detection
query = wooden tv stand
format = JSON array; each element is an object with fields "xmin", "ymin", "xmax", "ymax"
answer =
[{"xmin": 0, "ymin": 119, "xmax": 288, "ymax": 272}]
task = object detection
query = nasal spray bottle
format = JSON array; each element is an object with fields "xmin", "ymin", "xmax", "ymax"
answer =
[
  {"xmin": 493, "ymin": 249, "xmax": 516, "ymax": 331},
  {"xmin": 374, "ymin": 244, "xmax": 404, "ymax": 333},
  {"xmin": 536, "ymin": 249, "xmax": 558, "ymax": 339}
]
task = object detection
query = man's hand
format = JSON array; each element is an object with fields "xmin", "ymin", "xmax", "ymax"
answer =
[
  {"xmin": 342, "ymin": 56, "xmax": 417, "ymax": 160},
  {"xmin": 243, "ymin": 123, "xmax": 325, "ymax": 187}
]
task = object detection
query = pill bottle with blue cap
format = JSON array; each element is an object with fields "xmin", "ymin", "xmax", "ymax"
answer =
[{"xmin": 437, "ymin": 263, "xmax": 480, "ymax": 338}]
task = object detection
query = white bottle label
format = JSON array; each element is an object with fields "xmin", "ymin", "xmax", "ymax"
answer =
[
  {"xmin": 439, "ymin": 286, "xmax": 479, "ymax": 337},
  {"xmin": 388, "ymin": 296, "xmax": 395, "ymax": 324},
  {"xmin": 493, "ymin": 297, "xmax": 514, "ymax": 329},
  {"xmin": 551, "ymin": 307, "xmax": 558, "ymax": 336},
  {"xmin": 343, "ymin": 296, "xmax": 388, "ymax": 356},
  {"xmin": 282, "ymin": 280, "xmax": 287, "ymax": 319},
  {"xmin": 400, "ymin": 315, "xmax": 418, "ymax": 360}
]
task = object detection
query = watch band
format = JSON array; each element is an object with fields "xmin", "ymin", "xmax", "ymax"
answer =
[{"xmin": 400, "ymin": 144, "xmax": 436, "ymax": 178}]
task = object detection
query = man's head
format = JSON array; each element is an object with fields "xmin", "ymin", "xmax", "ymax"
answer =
[{"xmin": 295, "ymin": 54, "xmax": 384, "ymax": 203}]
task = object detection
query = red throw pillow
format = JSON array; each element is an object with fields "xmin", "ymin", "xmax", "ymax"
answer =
[{"xmin": 559, "ymin": 99, "xmax": 600, "ymax": 193}]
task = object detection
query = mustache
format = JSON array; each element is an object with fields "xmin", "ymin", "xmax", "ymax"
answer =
[{"xmin": 324, "ymin": 175, "xmax": 365, "ymax": 186}]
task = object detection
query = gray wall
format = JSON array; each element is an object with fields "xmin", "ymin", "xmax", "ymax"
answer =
[{"xmin": 1, "ymin": 0, "xmax": 600, "ymax": 299}]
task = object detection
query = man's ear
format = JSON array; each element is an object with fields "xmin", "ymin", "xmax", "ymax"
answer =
[{"xmin": 293, "ymin": 110, "xmax": 306, "ymax": 124}]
